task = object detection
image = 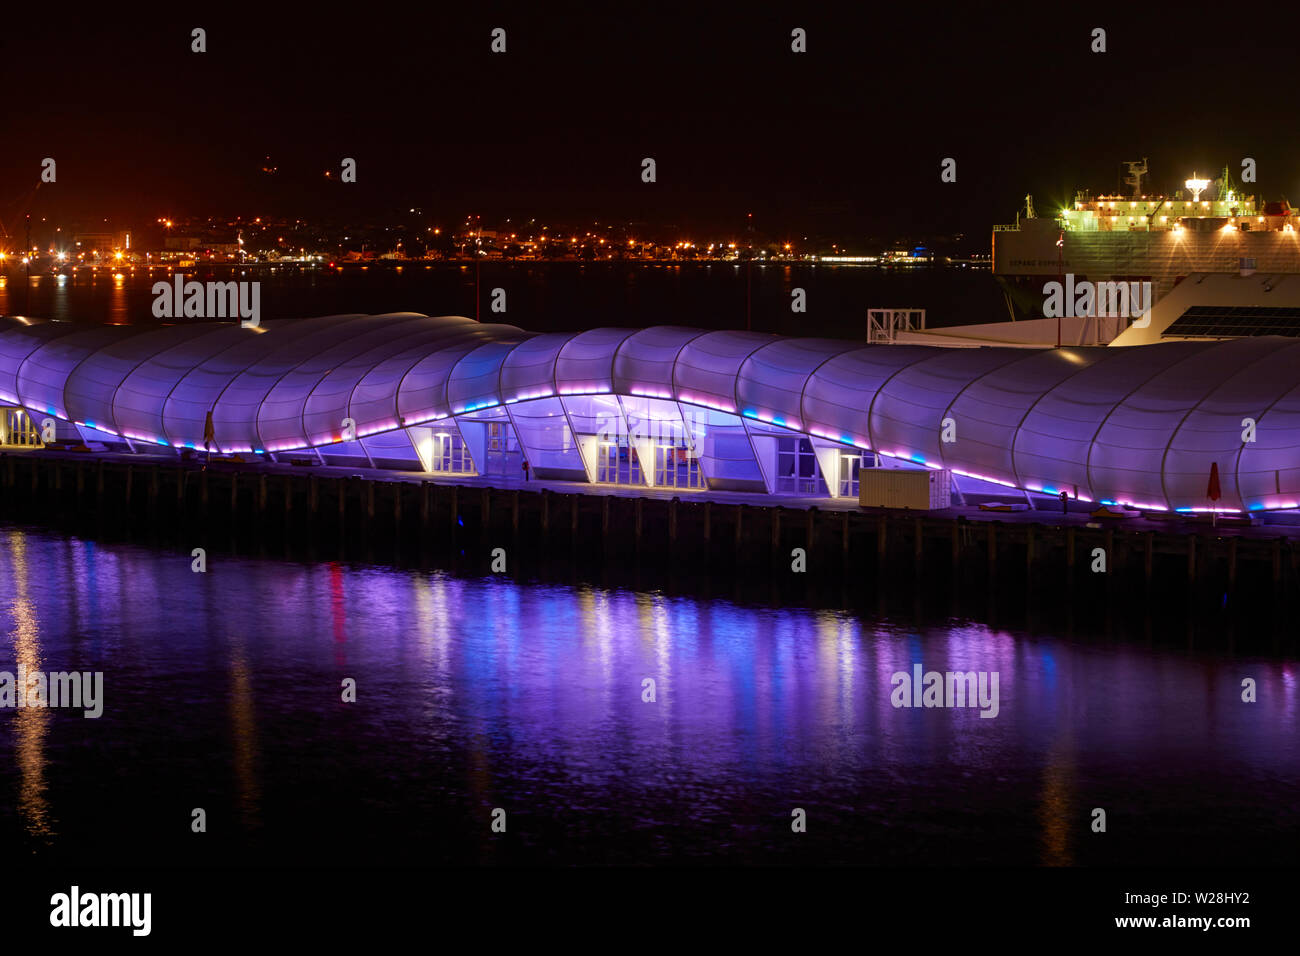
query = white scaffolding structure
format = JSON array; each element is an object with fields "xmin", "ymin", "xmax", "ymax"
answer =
[{"xmin": 867, "ymin": 308, "xmax": 926, "ymax": 344}]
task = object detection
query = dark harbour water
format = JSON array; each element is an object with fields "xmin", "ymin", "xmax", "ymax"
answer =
[
  {"xmin": 0, "ymin": 525, "xmax": 1295, "ymax": 867},
  {"xmin": 0, "ymin": 260, "xmax": 1003, "ymax": 335}
]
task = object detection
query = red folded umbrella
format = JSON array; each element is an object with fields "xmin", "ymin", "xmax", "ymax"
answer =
[{"xmin": 1207, "ymin": 461, "xmax": 1221, "ymax": 502}]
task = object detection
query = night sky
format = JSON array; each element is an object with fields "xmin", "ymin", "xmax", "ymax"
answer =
[{"xmin": 4, "ymin": 4, "xmax": 1300, "ymax": 239}]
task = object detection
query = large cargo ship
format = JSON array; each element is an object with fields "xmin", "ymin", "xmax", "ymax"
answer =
[{"xmin": 992, "ymin": 160, "xmax": 1300, "ymax": 320}]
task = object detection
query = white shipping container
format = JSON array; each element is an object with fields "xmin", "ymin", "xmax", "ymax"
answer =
[{"xmin": 858, "ymin": 468, "xmax": 951, "ymax": 510}]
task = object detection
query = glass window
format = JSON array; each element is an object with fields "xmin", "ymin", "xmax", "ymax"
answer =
[{"xmin": 774, "ymin": 435, "xmax": 822, "ymax": 494}]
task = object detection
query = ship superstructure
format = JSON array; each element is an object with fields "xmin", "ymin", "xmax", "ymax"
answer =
[{"xmin": 993, "ymin": 161, "xmax": 1300, "ymax": 320}]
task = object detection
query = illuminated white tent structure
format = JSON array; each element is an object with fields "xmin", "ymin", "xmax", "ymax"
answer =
[{"xmin": 2, "ymin": 313, "xmax": 1298, "ymax": 512}]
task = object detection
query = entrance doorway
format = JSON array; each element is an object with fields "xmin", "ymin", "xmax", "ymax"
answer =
[
  {"xmin": 431, "ymin": 431, "xmax": 474, "ymax": 474},
  {"xmin": 0, "ymin": 408, "xmax": 41, "ymax": 447},
  {"xmin": 838, "ymin": 450, "xmax": 876, "ymax": 497},
  {"xmin": 654, "ymin": 440, "xmax": 704, "ymax": 489},
  {"xmin": 485, "ymin": 421, "xmax": 524, "ymax": 477},
  {"xmin": 595, "ymin": 436, "xmax": 642, "ymax": 485}
]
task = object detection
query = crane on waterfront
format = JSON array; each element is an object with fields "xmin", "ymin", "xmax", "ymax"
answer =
[{"xmin": 0, "ymin": 181, "xmax": 42, "ymax": 244}]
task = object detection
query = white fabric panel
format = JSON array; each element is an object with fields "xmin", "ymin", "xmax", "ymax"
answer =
[
  {"xmin": 1238, "ymin": 377, "xmax": 1300, "ymax": 508},
  {"xmin": 171, "ymin": 315, "xmax": 364, "ymax": 451},
  {"xmin": 391, "ymin": 333, "xmax": 520, "ymax": 429},
  {"xmin": 946, "ymin": 347, "xmax": 1105, "ymax": 487},
  {"xmin": 297, "ymin": 319, "xmax": 457, "ymax": 447},
  {"xmin": 212, "ymin": 315, "xmax": 373, "ymax": 451},
  {"xmin": 359, "ymin": 429, "xmax": 421, "ymax": 467},
  {"xmin": 559, "ymin": 392, "xmax": 623, "ymax": 437},
  {"xmin": 499, "ymin": 333, "xmax": 571, "ymax": 401},
  {"xmin": 673, "ymin": 331, "xmax": 778, "ymax": 411},
  {"xmin": 361, "ymin": 323, "xmax": 523, "ymax": 430},
  {"xmin": 612, "ymin": 326, "xmax": 707, "ymax": 397},
  {"xmin": 445, "ymin": 340, "xmax": 518, "ymax": 414},
  {"xmin": 115, "ymin": 325, "xmax": 252, "ymax": 445},
  {"xmin": 870, "ymin": 348, "xmax": 1025, "ymax": 466},
  {"xmin": 801, "ymin": 346, "xmax": 934, "ymax": 447},
  {"xmin": 346, "ymin": 322, "xmax": 509, "ymax": 435},
  {"xmin": 0, "ymin": 320, "xmax": 83, "ymax": 405},
  {"xmin": 620, "ymin": 394, "xmax": 689, "ymax": 445},
  {"xmin": 1096, "ymin": 337, "xmax": 1283, "ymax": 509},
  {"xmin": 555, "ymin": 328, "xmax": 636, "ymax": 393},
  {"xmin": 64, "ymin": 325, "xmax": 220, "ymax": 437},
  {"xmin": 1015, "ymin": 341, "xmax": 1206, "ymax": 503},
  {"xmin": 507, "ymin": 396, "xmax": 586, "ymax": 479},
  {"xmin": 17, "ymin": 327, "xmax": 131, "ymax": 422},
  {"xmin": 1164, "ymin": 339, "xmax": 1300, "ymax": 509},
  {"xmin": 736, "ymin": 338, "xmax": 855, "ymax": 431},
  {"xmin": 686, "ymin": 405, "xmax": 765, "ymax": 491},
  {"xmin": 1088, "ymin": 343, "xmax": 1258, "ymax": 508},
  {"xmin": 258, "ymin": 314, "xmax": 428, "ymax": 451}
]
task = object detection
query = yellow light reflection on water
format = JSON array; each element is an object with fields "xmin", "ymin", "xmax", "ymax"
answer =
[
  {"xmin": 227, "ymin": 638, "xmax": 262, "ymax": 831},
  {"xmin": 6, "ymin": 531, "xmax": 55, "ymax": 840},
  {"xmin": 1038, "ymin": 735, "xmax": 1077, "ymax": 866},
  {"xmin": 109, "ymin": 271, "xmax": 129, "ymax": 325}
]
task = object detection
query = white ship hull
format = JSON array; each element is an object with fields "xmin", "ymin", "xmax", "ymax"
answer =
[{"xmin": 993, "ymin": 220, "xmax": 1300, "ymax": 317}]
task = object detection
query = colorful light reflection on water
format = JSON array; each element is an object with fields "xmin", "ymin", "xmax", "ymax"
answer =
[{"xmin": 0, "ymin": 526, "xmax": 1295, "ymax": 866}]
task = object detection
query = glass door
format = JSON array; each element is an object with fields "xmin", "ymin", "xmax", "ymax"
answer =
[
  {"xmin": 655, "ymin": 441, "xmax": 704, "ymax": 489},
  {"xmin": 595, "ymin": 436, "xmax": 641, "ymax": 485},
  {"xmin": 838, "ymin": 450, "xmax": 875, "ymax": 497}
]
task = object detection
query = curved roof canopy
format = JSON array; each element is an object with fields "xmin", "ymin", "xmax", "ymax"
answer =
[{"xmin": 1, "ymin": 313, "xmax": 1297, "ymax": 512}]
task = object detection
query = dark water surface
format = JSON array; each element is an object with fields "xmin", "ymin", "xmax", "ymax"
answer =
[
  {"xmin": 0, "ymin": 525, "xmax": 1295, "ymax": 867},
  {"xmin": 0, "ymin": 261, "xmax": 1002, "ymax": 336}
]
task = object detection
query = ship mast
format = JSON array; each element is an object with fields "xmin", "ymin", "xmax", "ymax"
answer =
[
  {"xmin": 1123, "ymin": 158, "xmax": 1148, "ymax": 198},
  {"xmin": 1216, "ymin": 164, "xmax": 1236, "ymax": 201}
]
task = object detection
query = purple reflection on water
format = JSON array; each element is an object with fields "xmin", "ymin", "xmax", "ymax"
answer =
[{"xmin": 0, "ymin": 526, "xmax": 1295, "ymax": 866}]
